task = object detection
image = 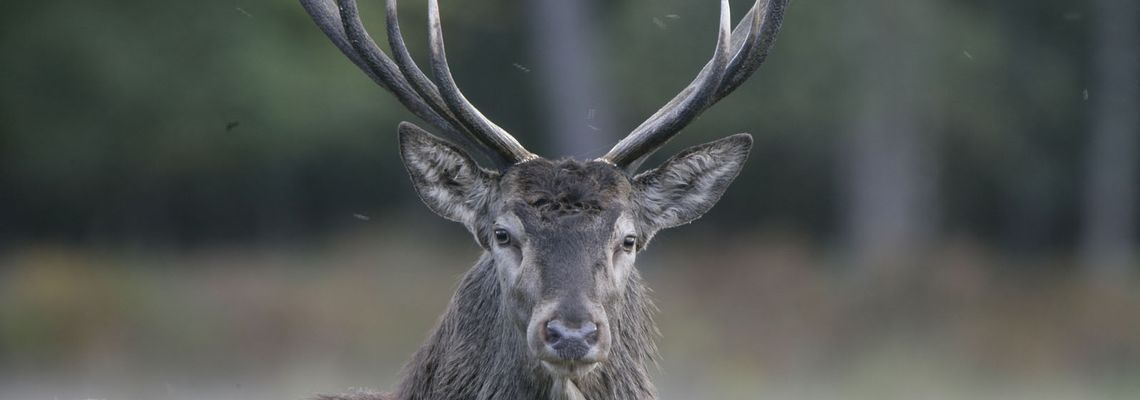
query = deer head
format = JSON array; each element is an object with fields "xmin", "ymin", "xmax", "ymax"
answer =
[{"xmin": 301, "ymin": 0, "xmax": 786, "ymax": 387}]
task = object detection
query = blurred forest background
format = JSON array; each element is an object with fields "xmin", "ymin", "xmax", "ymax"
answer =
[{"xmin": 1, "ymin": 0, "xmax": 1137, "ymax": 399}]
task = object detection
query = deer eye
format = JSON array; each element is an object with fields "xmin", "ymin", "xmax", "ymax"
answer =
[
  {"xmin": 493, "ymin": 228, "xmax": 511, "ymax": 246},
  {"xmin": 621, "ymin": 235, "xmax": 637, "ymax": 252}
]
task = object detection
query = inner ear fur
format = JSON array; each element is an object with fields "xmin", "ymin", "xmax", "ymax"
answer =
[
  {"xmin": 398, "ymin": 122, "xmax": 499, "ymax": 243},
  {"xmin": 634, "ymin": 133, "xmax": 753, "ymax": 234}
]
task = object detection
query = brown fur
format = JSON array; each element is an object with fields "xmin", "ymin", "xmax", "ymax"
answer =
[{"xmin": 507, "ymin": 159, "xmax": 630, "ymax": 219}]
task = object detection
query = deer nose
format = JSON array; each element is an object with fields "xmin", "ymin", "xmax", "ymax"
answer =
[{"xmin": 544, "ymin": 320, "xmax": 599, "ymax": 361}]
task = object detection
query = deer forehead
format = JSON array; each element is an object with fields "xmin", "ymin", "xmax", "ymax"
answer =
[{"xmin": 499, "ymin": 159, "xmax": 635, "ymax": 214}]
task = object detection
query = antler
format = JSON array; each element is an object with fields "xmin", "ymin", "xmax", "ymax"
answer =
[
  {"xmin": 600, "ymin": 0, "xmax": 788, "ymax": 170},
  {"xmin": 300, "ymin": 0, "xmax": 536, "ymax": 168}
]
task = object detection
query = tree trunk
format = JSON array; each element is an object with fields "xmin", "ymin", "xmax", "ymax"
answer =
[
  {"xmin": 842, "ymin": 0, "xmax": 940, "ymax": 272},
  {"xmin": 1080, "ymin": 0, "xmax": 1139, "ymax": 278},
  {"xmin": 528, "ymin": 0, "xmax": 614, "ymax": 159}
]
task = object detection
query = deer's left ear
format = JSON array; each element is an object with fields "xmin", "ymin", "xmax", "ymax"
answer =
[
  {"xmin": 634, "ymin": 133, "xmax": 752, "ymax": 233},
  {"xmin": 398, "ymin": 122, "xmax": 499, "ymax": 232}
]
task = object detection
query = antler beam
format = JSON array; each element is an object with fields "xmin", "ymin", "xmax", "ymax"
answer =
[
  {"xmin": 300, "ymin": 0, "xmax": 536, "ymax": 168},
  {"xmin": 601, "ymin": 0, "xmax": 789, "ymax": 169}
]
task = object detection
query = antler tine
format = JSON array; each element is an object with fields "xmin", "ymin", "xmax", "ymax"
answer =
[
  {"xmin": 383, "ymin": 0, "xmax": 522, "ymax": 165},
  {"xmin": 300, "ymin": 0, "xmax": 385, "ymax": 87},
  {"xmin": 601, "ymin": 0, "xmax": 788, "ymax": 169},
  {"xmin": 384, "ymin": 0, "xmax": 470, "ymax": 142},
  {"xmin": 300, "ymin": 0, "xmax": 514, "ymax": 168},
  {"xmin": 600, "ymin": 0, "xmax": 734, "ymax": 168},
  {"xmin": 427, "ymin": 0, "xmax": 538, "ymax": 163},
  {"xmin": 338, "ymin": 0, "xmax": 512, "ymax": 165},
  {"xmin": 308, "ymin": 0, "xmax": 473, "ymax": 154},
  {"xmin": 718, "ymin": 0, "xmax": 788, "ymax": 98},
  {"xmin": 383, "ymin": 0, "xmax": 453, "ymax": 123}
]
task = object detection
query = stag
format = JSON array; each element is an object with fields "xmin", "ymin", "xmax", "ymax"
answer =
[{"xmin": 300, "ymin": 0, "xmax": 786, "ymax": 398}]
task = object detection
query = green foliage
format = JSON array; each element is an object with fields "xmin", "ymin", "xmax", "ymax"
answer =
[{"xmin": 0, "ymin": 0, "xmax": 1102, "ymax": 249}]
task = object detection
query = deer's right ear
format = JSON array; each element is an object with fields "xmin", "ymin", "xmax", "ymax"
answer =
[{"xmin": 398, "ymin": 122, "xmax": 499, "ymax": 228}]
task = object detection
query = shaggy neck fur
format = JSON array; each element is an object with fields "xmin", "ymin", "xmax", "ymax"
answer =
[{"xmin": 392, "ymin": 253, "xmax": 659, "ymax": 400}]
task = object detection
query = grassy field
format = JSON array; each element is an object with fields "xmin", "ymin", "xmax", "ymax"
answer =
[{"xmin": 2, "ymin": 227, "xmax": 1138, "ymax": 399}]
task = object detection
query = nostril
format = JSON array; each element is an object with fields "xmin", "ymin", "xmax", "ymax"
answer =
[
  {"xmin": 544, "ymin": 323, "xmax": 563, "ymax": 344},
  {"xmin": 543, "ymin": 319, "xmax": 603, "ymax": 361},
  {"xmin": 545, "ymin": 320, "xmax": 600, "ymax": 347},
  {"xmin": 581, "ymin": 321, "xmax": 599, "ymax": 345}
]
